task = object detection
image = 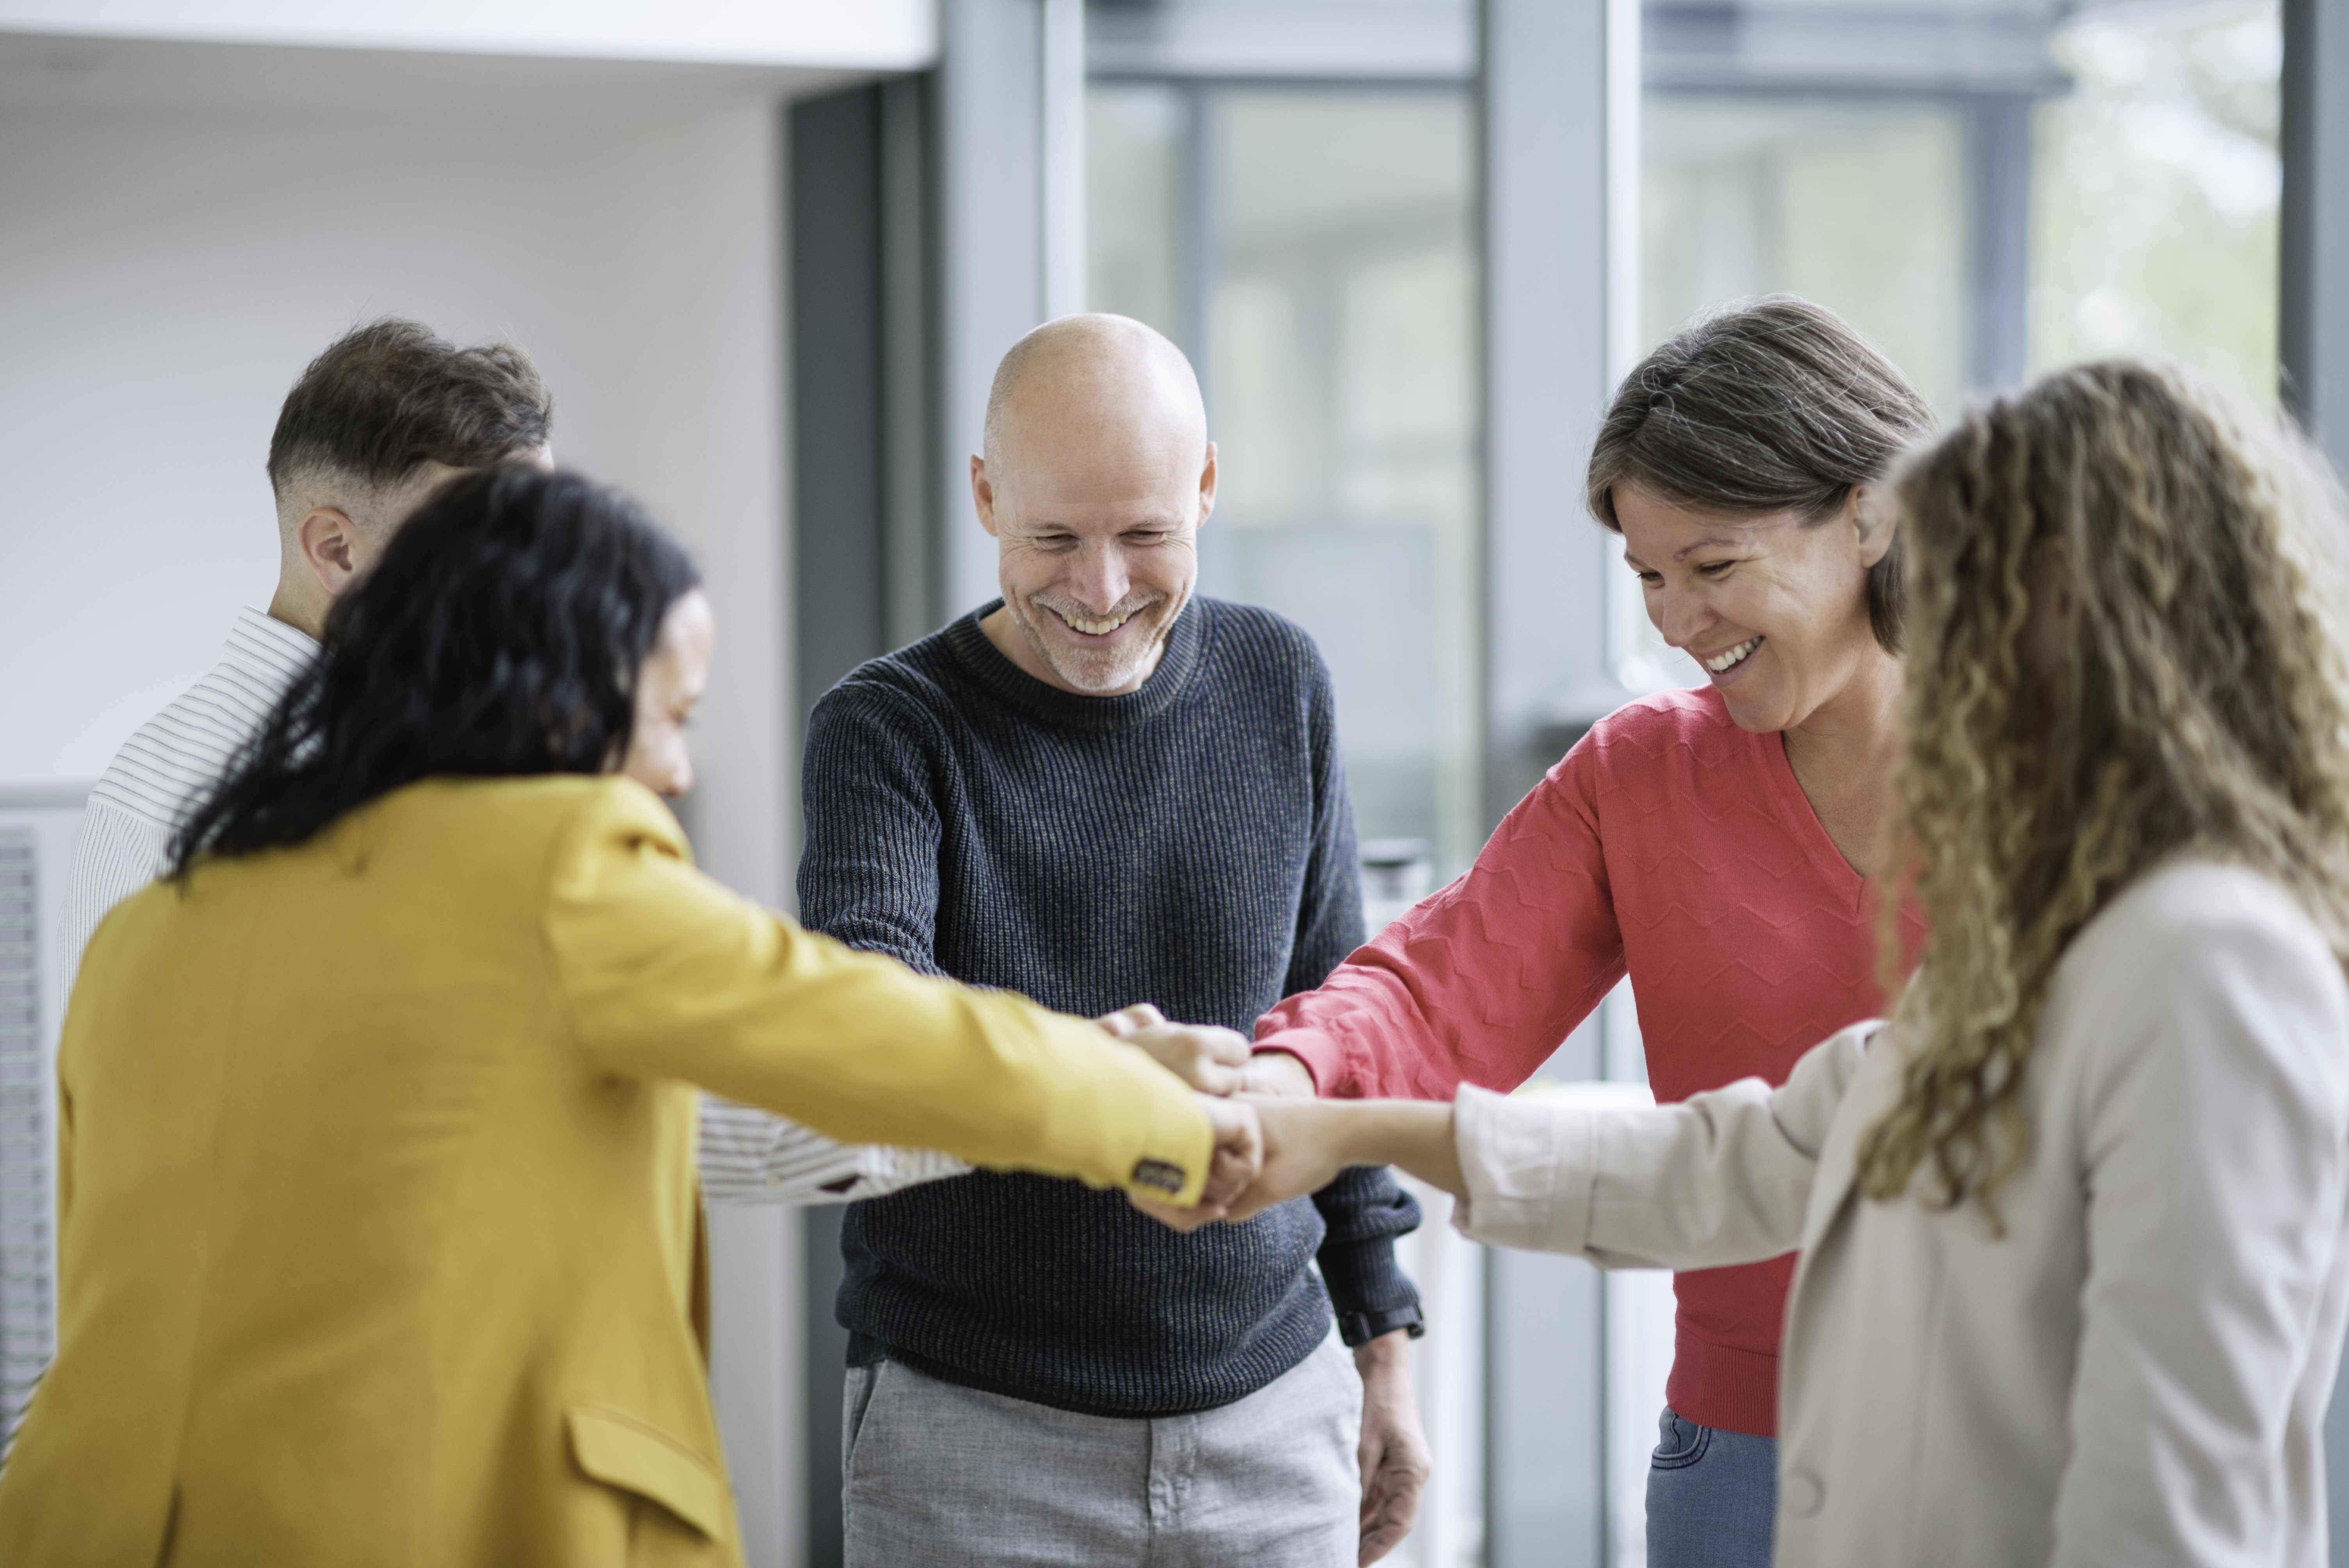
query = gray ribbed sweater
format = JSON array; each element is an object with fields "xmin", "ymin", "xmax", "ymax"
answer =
[{"xmin": 798, "ymin": 596, "xmax": 1423, "ymax": 1418}]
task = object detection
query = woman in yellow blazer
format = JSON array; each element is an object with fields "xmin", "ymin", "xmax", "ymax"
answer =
[{"xmin": 0, "ymin": 467, "xmax": 1259, "ymax": 1568}]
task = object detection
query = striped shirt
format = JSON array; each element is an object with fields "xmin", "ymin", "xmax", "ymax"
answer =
[{"xmin": 55, "ymin": 606, "xmax": 927, "ymax": 1204}]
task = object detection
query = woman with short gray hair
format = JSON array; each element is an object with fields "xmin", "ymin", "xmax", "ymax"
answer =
[{"xmin": 1253, "ymin": 296, "xmax": 1933, "ymax": 1568}]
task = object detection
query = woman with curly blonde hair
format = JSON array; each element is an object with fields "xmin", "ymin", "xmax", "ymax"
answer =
[{"xmin": 1235, "ymin": 361, "xmax": 2349, "ymax": 1566}]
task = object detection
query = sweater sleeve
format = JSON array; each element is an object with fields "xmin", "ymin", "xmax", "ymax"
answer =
[
  {"xmin": 546, "ymin": 782, "xmax": 1217, "ymax": 1206},
  {"xmin": 1285, "ymin": 652, "xmax": 1367, "ymax": 997},
  {"xmin": 1284, "ymin": 651, "xmax": 1425, "ymax": 1340},
  {"xmin": 1312, "ymin": 1165, "xmax": 1425, "ymax": 1343},
  {"xmin": 795, "ymin": 679, "xmax": 950, "ymax": 975},
  {"xmin": 1256, "ymin": 732, "xmax": 1629, "ymax": 1101}
]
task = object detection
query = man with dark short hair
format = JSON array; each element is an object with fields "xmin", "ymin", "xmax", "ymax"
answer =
[
  {"xmin": 805, "ymin": 315, "xmax": 1431, "ymax": 1567},
  {"xmin": 57, "ymin": 319, "xmax": 555, "ymax": 979}
]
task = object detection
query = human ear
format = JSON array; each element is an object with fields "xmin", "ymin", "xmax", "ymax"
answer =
[
  {"xmin": 1849, "ymin": 485, "xmax": 1895, "ymax": 570},
  {"xmin": 1196, "ymin": 441, "xmax": 1219, "ymax": 528},
  {"xmin": 971, "ymin": 455, "xmax": 1001, "ymax": 538},
  {"xmin": 296, "ymin": 508, "xmax": 365, "ymax": 599}
]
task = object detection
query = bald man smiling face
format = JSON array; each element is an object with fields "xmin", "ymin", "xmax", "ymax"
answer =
[{"xmin": 971, "ymin": 314, "xmax": 1218, "ymax": 696}]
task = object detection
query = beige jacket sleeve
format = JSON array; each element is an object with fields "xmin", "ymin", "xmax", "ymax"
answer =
[
  {"xmin": 543, "ymin": 782, "xmax": 1215, "ymax": 1206},
  {"xmin": 1450, "ymin": 1020, "xmax": 1880, "ymax": 1268}
]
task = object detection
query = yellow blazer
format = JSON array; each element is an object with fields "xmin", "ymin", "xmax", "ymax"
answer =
[{"xmin": 0, "ymin": 776, "xmax": 1210, "ymax": 1567}]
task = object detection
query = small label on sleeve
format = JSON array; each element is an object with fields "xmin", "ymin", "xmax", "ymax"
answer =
[{"xmin": 1129, "ymin": 1158, "xmax": 1187, "ymax": 1194}]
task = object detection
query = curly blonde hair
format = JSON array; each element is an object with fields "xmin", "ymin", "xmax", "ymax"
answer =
[{"xmin": 1857, "ymin": 361, "xmax": 2349, "ymax": 1216}]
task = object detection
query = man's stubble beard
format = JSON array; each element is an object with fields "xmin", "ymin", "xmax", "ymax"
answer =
[{"xmin": 1011, "ymin": 588, "xmax": 1180, "ymax": 694}]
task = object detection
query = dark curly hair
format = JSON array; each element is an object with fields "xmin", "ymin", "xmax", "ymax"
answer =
[{"xmin": 172, "ymin": 466, "xmax": 700, "ymax": 873}]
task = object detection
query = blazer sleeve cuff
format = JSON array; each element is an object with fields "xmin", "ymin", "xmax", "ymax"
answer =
[{"xmin": 1450, "ymin": 1083, "xmax": 1595, "ymax": 1255}]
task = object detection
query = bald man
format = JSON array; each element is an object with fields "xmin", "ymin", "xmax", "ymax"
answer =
[{"xmin": 797, "ymin": 315, "xmax": 1430, "ymax": 1566}]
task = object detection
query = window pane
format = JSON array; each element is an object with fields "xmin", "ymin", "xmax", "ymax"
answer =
[
  {"xmin": 1201, "ymin": 87, "xmax": 1483, "ymax": 872},
  {"xmin": 1086, "ymin": 82, "xmax": 1187, "ymax": 344},
  {"xmin": 1642, "ymin": 95, "xmax": 1974, "ymax": 413},
  {"xmin": 2029, "ymin": 0, "xmax": 2281, "ymax": 406}
]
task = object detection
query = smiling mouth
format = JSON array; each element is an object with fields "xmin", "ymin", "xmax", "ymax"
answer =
[
  {"xmin": 1054, "ymin": 606, "xmax": 1139, "ymax": 637},
  {"xmin": 1702, "ymin": 636, "xmax": 1762, "ymax": 675}
]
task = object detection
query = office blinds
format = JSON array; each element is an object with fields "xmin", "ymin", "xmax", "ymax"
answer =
[{"xmin": 0, "ymin": 830, "xmax": 48, "ymax": 1458}]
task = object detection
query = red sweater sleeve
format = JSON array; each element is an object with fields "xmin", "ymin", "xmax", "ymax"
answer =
[{"xmin": 1255, "ymin": 735, "xmax": 1628, "ymax": 1100}]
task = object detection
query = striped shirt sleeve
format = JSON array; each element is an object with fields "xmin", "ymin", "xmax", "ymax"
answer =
[
  {"xmin": 696, "ymin": 1096, "xmax": 970, "ymax": 1204},
  {"xmin": 56, "ymin": 796, "xmax": 177, "ymax": 999}
]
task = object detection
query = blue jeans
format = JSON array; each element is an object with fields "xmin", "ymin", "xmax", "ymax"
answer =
[{"xmin": 1646, "ymin": 1406, "xmax": 1777, "ymax": 1568}]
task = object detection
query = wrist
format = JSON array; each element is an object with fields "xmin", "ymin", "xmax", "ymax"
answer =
[
  {"xmin": 1353, "ymin": 1326, "xmax": 1415, "ymax": 1374},
  {"xmin": 1243, "ymin": 1047, "xmax": 1317, "ymax": 1097},
  {"xmin": 1325, "ymin": 1100, "xmax": 1444, "ymax": 1172},
  {"xmin": 1383, "ymin": 1102, "xmax": 1463, "ymax": 1198}
]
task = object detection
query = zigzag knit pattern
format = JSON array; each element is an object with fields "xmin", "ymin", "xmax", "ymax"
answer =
[{"xmin": 1258, "ymin": 685, "xmax": 1926, "ymax": 1437}]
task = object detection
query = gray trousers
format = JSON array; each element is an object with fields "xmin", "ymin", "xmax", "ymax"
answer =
[{"xmin": 841, "ymin": 1333, "xmax": 1362, "ymax": 1568}]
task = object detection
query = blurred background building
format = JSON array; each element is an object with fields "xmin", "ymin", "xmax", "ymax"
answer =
[{"xmin": 4, "ymin": 1, "xmax": 2347, "ymax": 1564}]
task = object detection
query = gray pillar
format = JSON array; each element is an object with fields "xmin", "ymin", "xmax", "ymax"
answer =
[
  {"xmin": 2282, "ymin": 0, "xmax": 2349, "ymax": 487},
  {"xmin": 879, "ymin": 77, "xmax": 939, "ymax": 646},
  {"xmin": 937, "ymin": 0, "xmax": 1050, "ymax": 618},
  {"xmin": 1480, "ymin": 0, "xmax": 1625, "ymax": 1563},
  {"xmin": 1481, "ymin": 0, "xmax": 1626, "ymax": 828},
  {"xmin": 2282, "ymin": 19, "xmax": 2349, "ymax": 1562},
  {"xmin": 1966, "ymin": 93, "xmax": 2034, "ymax": 396}
]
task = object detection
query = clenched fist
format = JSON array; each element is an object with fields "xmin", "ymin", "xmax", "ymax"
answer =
[
  {"xmin": 1096, "ymin": 1003, "xmax": 1253, "ymax": 1094},
  {"xmin": 1126, "ymin": 1095, "xmax": 1264, "ymax": 1232}
]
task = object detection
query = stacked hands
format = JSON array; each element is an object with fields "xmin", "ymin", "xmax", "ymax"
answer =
[{"xmin": 1095, "ymin": 1004, "xmax": 1462, "ymax": 1230}]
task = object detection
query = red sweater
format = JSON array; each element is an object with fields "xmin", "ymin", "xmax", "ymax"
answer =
[{"xmin": 1256, "ymin": 686, "xmax": 1924, "ymax": 1436}]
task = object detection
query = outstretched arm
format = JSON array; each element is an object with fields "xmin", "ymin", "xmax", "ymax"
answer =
[
  {"xmin": 1252, "ymin": 742, "xmax": 1628, "ymax": 1102},
  {"xmin": 699, "ymin": 1004, "xmax": 1248, "ymax": 1206},
  {"xmin": 1232, "ymin": 1099, "xmax": 1465, "ymax": 1215},
  {"xmin": 548, "ymin": 782, "xmax": 1260, "ymax": 1211},
  {"xmin": 1225, "ymin": 1022, "xmax": 1876, "ymax": 1268}
]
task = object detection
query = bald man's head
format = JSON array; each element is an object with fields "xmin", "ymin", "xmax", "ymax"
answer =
[
  {"xmin": 983, "ymin": 314, "xmax": 1207, "ymax": 476},
  {"xmin": 970, "ymin": 315, "xmax": 1217, "ymax": 697}
]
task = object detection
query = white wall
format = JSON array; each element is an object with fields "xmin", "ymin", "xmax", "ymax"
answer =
[
  {"xmin": 0, "ymin": 89, "xmax": 806, "ymax": 1564},
  {"xmin": 0, "ymin": 103, "xmax": 781, "ymax": 820}
]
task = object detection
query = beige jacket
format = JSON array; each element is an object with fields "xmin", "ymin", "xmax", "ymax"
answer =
[{"xmin": 1454, "ymin": 860, "xmax": 2349, "ymax": 1567}]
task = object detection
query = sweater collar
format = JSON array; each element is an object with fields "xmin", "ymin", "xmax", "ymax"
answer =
[{"xmin": 943, "ymin": 597, "xmax": 1209, "ymax": 732}]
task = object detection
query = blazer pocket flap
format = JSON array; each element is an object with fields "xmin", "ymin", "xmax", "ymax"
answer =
[{"xmin": 566, "ymin": 1406, "xmax": 730, "ymax": 1540}]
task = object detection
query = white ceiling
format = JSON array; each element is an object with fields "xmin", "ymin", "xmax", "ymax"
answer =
[
  {"xmin": 0, "ymin": 0, "xmax": 935, "ymax": 68},
  {"xmin": 0, "ymin": 31, "xmax": 889, "ymax": 116},
  {"xmin": 0, "ymin": 0, "xmax": 933, "ymax": 117}
]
